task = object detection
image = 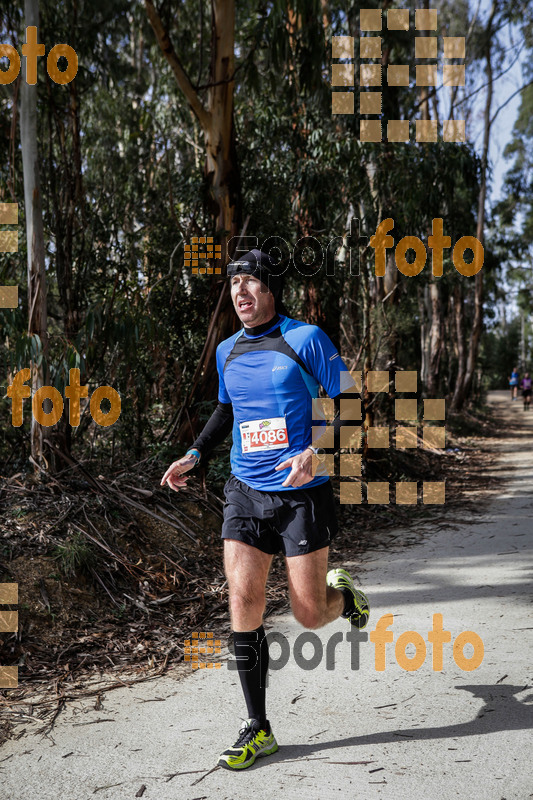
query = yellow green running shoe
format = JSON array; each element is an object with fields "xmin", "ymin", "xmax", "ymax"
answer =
[
  {"xmin": 327, "ymin": 567, "xmax": 370, "ymax": 629},
  {"xmin": 218, "ymin": 718, "xmax": 278, "ymax": 771}
]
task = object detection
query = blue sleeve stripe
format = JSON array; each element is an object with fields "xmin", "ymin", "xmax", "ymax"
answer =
[{"xmin": 297, "ymin": 365, "xmax": 319, "ymax": 398}]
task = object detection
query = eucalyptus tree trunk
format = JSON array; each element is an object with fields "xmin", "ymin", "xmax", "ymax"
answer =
[
  {"xmin": 451, "ymin": 283, "xmax": 466, "ymax": 409},
  {"xmin": 20, "ymin": 0, "xmax": 48, "ymax": 467},
  {"xmin": 427, "ymin": 280, "xmax": 442, "ymax": 396},
  {"xmin": 418, "ymin": 0, "xmax": 443, "ymax": 397},
  {"xmin": 453, "ymin": 1, "xmax": 497, "ymax": 409},
  {"xmin": 145, "ymin": 0, "xmax": 242, "ymax": 442},
  {"xmin": 419, "ymin": 285, "xmax": 429, "ymax": 389},
  {"xmin": 145, "ymin": 0, "xmax": 240, "ymax": 240}
]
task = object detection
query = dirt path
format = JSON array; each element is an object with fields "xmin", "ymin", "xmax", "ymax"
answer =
[{"xmin": 1, "ymin": 391, "xmax": 532, "ymax": 800}]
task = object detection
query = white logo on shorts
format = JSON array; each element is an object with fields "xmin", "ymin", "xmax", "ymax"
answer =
[{"xmin": 298, "ymin": 539, "xmax": 307, "ymax": 546}]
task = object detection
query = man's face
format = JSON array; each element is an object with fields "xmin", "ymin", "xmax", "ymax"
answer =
[{"xmin": 230, "ymin": 273, "xmax": 276, "ymax": 327}]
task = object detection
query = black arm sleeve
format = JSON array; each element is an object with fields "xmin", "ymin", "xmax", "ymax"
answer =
[{"xmin": 190, "ymin": 402, "xmax": 233, "ymax": 460}]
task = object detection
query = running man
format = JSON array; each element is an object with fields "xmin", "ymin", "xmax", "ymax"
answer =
[
  {"xmin": 509, "ymin": 367, "xmax": 519, "ymax": 401},
  {"xmin": 521, "ymin": 372, "xmax": 532, "ymax": 410},
  {"xmin": 161, "ymin": 249, "xmax": 369, "ymax": 770}
]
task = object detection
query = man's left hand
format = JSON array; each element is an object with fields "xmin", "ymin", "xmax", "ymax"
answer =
[{"xmin": 274, "ymin": 448, "xmax": 315, "ymax": 488}]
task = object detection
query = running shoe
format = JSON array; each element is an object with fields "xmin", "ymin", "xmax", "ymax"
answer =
[
  {"xmin": 327, "ymin": 567, "xmax": 370, "ymax": 629},
  {"xmin": 218, "ymin": 718, "xmax": 278, "ymax": 770}
]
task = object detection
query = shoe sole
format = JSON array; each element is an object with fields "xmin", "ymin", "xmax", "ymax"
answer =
[
  {"xmin": 217, "ymin": 741, "xmax": 278, "ymax": 771},
  {"xmin": 327, "ymin": 568, "xmax": 370, "ymax": 629}
]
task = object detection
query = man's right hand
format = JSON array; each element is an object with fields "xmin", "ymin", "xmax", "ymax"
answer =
[{"xmin": 160, "ymin": 454, "xmax": 198, "ymax": 492}]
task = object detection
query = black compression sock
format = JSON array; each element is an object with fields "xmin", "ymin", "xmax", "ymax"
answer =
[{"xmin": 233, "ymin": 625, "xmax": 269, "ymax": 723}]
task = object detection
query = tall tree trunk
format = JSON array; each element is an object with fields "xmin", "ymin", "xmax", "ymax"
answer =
[
  {"xmin": 46, "ymin": 0, "xmax": 83, "ymax": 461},
  {"xmin": 145, "ymin": 0, "xmax": 242, "ymax": 443},
  {"xmin": 419, "ymin": 0, "xmax": 430, "ymax": 121},
  {"xmin": 427, "ymin": 279, "xmax": 442, "ymax": 395},
  {"xmin": 451, "ymin": 284, "xmax": 466, "ymax": 409},
  {"xmin": 417, "ymin": 3, "xmax": 443, "ymax": 396},
  {"xmin": 520, "ymin": 310, "xmax": 526, "ymax": 369},
  {"xmin": 145, "ymin": 0, "xmax": 240, "ymax": 239},
  {"xmin": 361, "ymin": 257, "xmax": 373, "ymax": 431},
  {"xmin": 20, "ymin": 0, "xmax": 48, "ymax": 467},
  {"xmin": 454, "ymin": 1, "xmax": 497, "ymax": 408},
  {"xmin": 383, "ymin": 249, "xmax": 399, "ymax": 366},
  {"xmin": 419, "ymin": 285, "xmax": 429, "ymax": 389}
]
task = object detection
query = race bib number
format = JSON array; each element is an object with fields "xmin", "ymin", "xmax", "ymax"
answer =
[{"xmin": 240, "ymin": 417, "xmax": 289, "ymax": 453}]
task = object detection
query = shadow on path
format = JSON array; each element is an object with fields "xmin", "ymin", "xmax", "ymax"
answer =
[{"xmin": 250, "ymin": 684, "xmax": 533, "ymax": 769}]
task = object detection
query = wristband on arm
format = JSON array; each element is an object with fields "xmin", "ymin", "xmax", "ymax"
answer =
[
  {"xmin": 188, "ymin": 401, "xmax": 234, "ymax": 461},
  {"xmin": 185, "ymin": 448, "xmax": 201, "ymax": 464}
]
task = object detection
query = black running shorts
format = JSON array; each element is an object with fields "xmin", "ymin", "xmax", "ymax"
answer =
[{"xmin": 221, "ymin": 474, "xmax": 338, "ymax": 557}]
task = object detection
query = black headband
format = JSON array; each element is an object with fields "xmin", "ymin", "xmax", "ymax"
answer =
[{"xmin": 227, "ymin": 249, "xmax": 284, "ymax": 302}]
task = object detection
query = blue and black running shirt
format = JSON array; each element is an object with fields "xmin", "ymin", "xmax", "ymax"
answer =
[{"xmin": 216, "ymin": 314, "xmax": 355, "ymax": 491}]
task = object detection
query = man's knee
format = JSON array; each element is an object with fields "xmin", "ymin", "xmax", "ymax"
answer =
[
  {"xmin": 291, "ymin": 602, "xmax": 324, "ymax": 630},
  {"xmin": 230, "ymin": 588, "xmax": 265, "ymax": 619}
]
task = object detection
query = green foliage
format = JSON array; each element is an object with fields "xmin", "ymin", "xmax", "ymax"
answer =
[{"xmin": 0, "ymin": 0, "xmax": 525, "ymax": 468}]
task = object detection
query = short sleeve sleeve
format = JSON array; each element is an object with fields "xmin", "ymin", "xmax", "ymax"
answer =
[
  {"xmin": 301, "ymin": 326, "xmax": 356, "ymax": 398},
  {"xmin": 216, "ymin": 344, "xmax": 231, "ymax": 404}
]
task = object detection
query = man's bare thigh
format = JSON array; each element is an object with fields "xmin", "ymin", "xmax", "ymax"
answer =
[
  {"xmin": 223, "ymin": 539, "xmax": 273, "ymax": 593},
  {"xmin": 284, "ymin": 546, "xmax": 330, "ymax": 608}
]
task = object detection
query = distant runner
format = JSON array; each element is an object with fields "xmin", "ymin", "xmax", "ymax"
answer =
[
  {"xmin": 509, "ymin": 367, "xmax": 519, "ymax": 401},
  {"xmin": 521, "ymin": 372, "xmax": 532, "ymax": 410},
  {"xmin": 161, "ymin": 249, "xmax": 369, "ymax": 770}
]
